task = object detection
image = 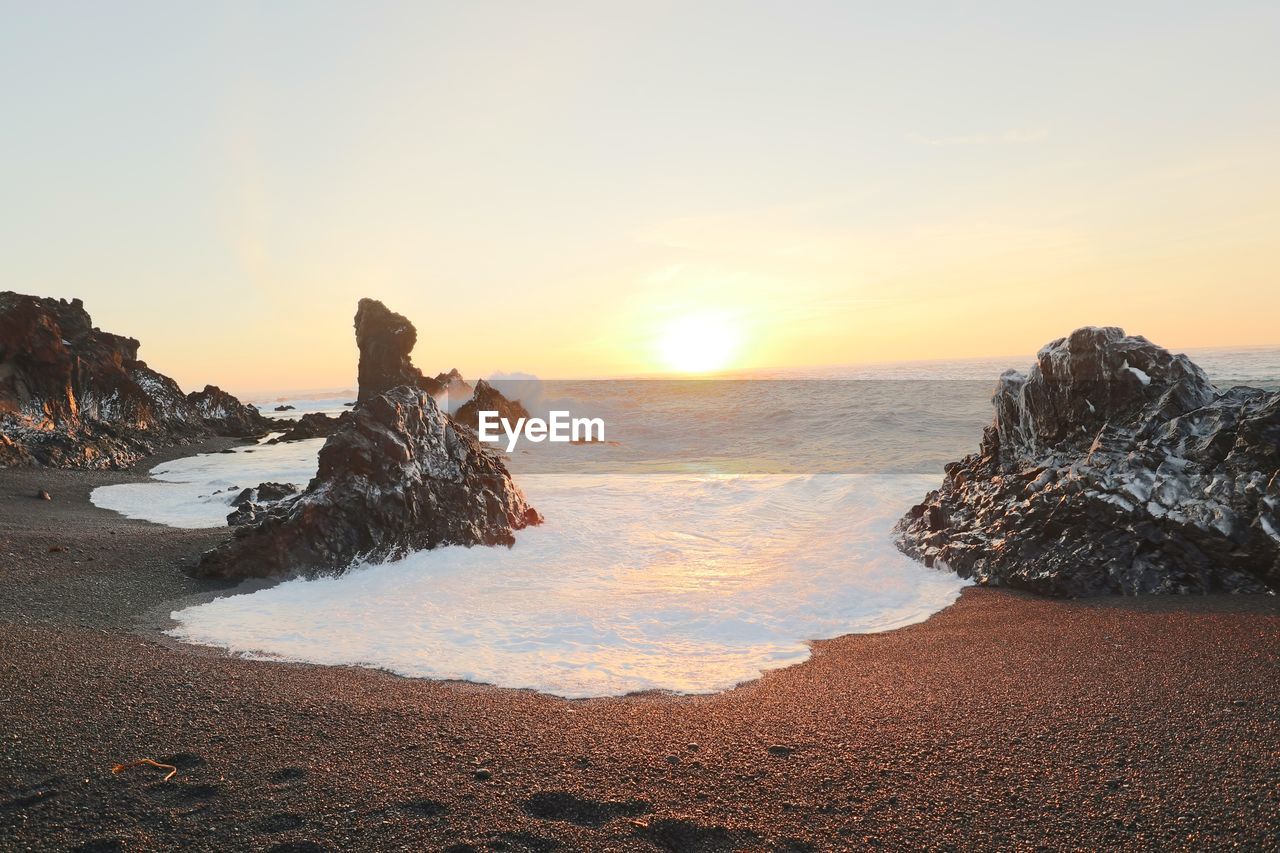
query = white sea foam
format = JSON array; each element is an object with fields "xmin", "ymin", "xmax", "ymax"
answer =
[
  {"xmin": 90, "ymin": 437, "xmax": 322, "ymax": 528},
  {"xmin": 169, "ymin": 473, "xmax": 969, "ymax": 698}
]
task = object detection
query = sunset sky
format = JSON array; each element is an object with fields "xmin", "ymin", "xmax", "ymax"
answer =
[{"xmin": 4, "ymin": 2, "xmax": 1277, "ymax": 394}]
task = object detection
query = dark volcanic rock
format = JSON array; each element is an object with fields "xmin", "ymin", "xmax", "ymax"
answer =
[
  {"xmin": 895, "ymin": 326, "xmax": 1280, "ymax": 596},
  {"xmin": 198, "ymin": 298, "xmax": 540, "ymax": 579},
  {"xmin": 354, "ymin": 298, "xmax": 443, "ymax": 401},
  {"xmin": 187, "ymin": 385, "xmax": 272, "ymax": 437},
  {"xmin": 0, "ymin": 292, "xmax": 262, "ymax": 468},
  {"xmin": 200, "ymin": 386, "xmax": 541, "ymax": 578},
  {"xmin": 253, "ymin": 482, "xmax": 299, "ymax": 503},
  {"xmin": 273, "ymin": 404, "xmax": 296, "ymax": 412},
  {"xmin": 266, "ymin": 412, "xmax": 347, "ymax": 444},
  {"xmin": 455, "ymin": 379, "xmax": 531, "ymax": 432},
  {"xmin": 227, "ymin": 482, "xmax": 301, "ymax": 527},
  {"xmin": 225, "ymin": 505, "xmax": 256, "ymax": 527}
]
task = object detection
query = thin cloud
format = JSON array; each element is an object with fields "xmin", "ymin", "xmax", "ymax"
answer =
[{"xmin": 907, "ymin": 128, "xmax": 1049, "ymax": 146}]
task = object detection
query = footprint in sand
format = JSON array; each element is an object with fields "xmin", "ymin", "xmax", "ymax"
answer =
[
  {"xmin": 258, "ymin": 812, "xmax": 305, "ymax": 833},
  {"xmin": 521, "ymin": 791, "xmax": 651, "ymax": 828},
  {"xmin": 269, "ymin": 766, "xmax": 308, "ymax": 784},
  {"xmin": 398, "ymin": 798, "xmax": 449, "ymax": 819}
]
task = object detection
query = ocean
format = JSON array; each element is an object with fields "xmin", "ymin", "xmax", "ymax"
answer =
[{"xmin": 91, "ymin": 346, "xmax": 1279, "ymax": 698}]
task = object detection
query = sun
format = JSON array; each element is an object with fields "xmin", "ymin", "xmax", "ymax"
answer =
[{"xmin": 657, "ymin": 312, "xmax": 742, "ymax": 374}]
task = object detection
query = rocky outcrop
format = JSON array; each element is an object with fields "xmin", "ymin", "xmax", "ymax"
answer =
[
  {"xmin": 354, "ymin": 298, "xmax": 444, "ymax": 401},
  {"xmin": 266, "ymin": 411, "xmax": 347, "ymax": 443},
  {"xmin": 434, "ymin": 368, "xmax": 473, "ymax": 401},
  {"xmin": 0, "ymin": 292, "xmax": 265, "ymax": 468},
  {"xmin": 254, "ymin": 482, "xmax": 301, "ymax": 502},
  {"xmin": 200, "ymin": 385, "xmax": 541, "ymax": 578},
  {"xmin": 455, "ymin": 379, "xmax": 531, "ymax": 432},
  {"xmin": 895, "ymin": 327, "xmax": 1280, "ymax": 596},
  {"xmin": 197, "ymin": 299, "xmax": 540, "ymax": 579},
  {"xmin": 0, "ymin": 433, "xmax": 34, "ymax": 467},
  {"xmin": 187, "ymin": 385, "xmax": 273, "ymax": 437},
  {"xmin": 227, "ymin": 481, "xmax": 301, "ymax": 527}
]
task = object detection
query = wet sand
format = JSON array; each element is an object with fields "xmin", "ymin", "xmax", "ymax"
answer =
[{"xmin": 1, "ymin": 448, "xmax": 1277, "ymax": 851}]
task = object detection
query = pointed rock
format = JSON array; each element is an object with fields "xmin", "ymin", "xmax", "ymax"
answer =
[{"xmin": 355, "ymin": 298, "xmax": 441, "ymax": 401}]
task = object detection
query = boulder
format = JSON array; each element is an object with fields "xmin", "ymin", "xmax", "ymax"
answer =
[
  {"xmin": 252, "ymin": 481, "xmax": 299, "ymax": 503},
  {"xmin": 187, "ymin": 385, "xmax": 272, "ymax": 437},
  {"xmin": 895, "ymin": 327, "xmax": 1280, "ymax": 596},
  {"xmin": 266, "ymin": 411, "xmax": 347, "ymax": 443},
  {"xmin": 226, "ymin": 481, "xmax": 301, "ymax": 527},
  {"xmin": 455, "ymin": 379, "xmax": 531, "ymax": 432}
]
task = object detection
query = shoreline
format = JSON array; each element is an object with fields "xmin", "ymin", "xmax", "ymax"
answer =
[{"xmin": 2, "ymin": 451, "xmax": 1278, "ymax": 849}]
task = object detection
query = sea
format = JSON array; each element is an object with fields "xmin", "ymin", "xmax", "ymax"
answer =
[{"xmin": 91, "ymin": 346, "xmax": 1279, "ymax": 698}]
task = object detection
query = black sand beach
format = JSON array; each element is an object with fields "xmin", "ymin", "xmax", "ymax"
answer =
[{"xmin": 2, "ymin": 450, "xmax": 1278, "ymax": 851}]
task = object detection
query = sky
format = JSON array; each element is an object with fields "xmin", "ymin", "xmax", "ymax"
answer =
[{"xmin": 3, "ymin": 1, "xmax": 1277, "ymax": 395}]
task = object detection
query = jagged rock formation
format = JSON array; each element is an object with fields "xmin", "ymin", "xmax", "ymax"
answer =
[
  {"xmin": 197, "ymin": 300, "xmax": 540, "ymax": 579},
  {"xmin": 200, "ymin": 386, "xmax": 541, "ymax": 578},
  {"xmin": 433, "ymin": 368, "xmax": 473, "ymax": 402},
  {"xmin": 0, "ymin": 292, "xmax": 268, "ymax": 468},
  {"xmin": 895, "ymin": 327, "xmax": 1280, "ymax": 596},
  {"xmin": 266, "ymin": 411, "xmax": 347, "ymax": 444},
  {"xmin": 188, "ymin": 385, "xmax": 273, "ymax": 437},
  {"xmin": 455, "ymin": 379, "xmax": 531, "ymax": 432}
]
